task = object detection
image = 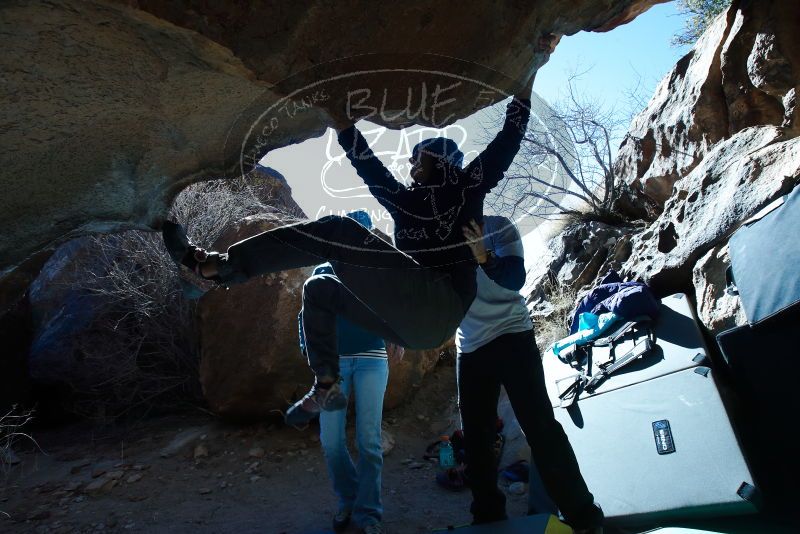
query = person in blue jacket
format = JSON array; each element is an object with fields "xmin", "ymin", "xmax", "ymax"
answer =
[
  {"xmin": 162, "ymin": 79, "xmax": 534, "ymax": 428},
  {"xmin": 457, "ymin": 215, "xmax": 603, "ymax": 533},
  {"xmin": 297, "ymin": 212, "xmax": 398, "ymax": 534}
]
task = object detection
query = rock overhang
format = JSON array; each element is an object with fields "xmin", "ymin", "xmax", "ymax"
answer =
[{"xmin": 0, "ymin": 0, "xmax": 666, "ymax": 309}]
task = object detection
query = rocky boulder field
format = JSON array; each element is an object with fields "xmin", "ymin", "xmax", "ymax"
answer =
[{"xmin": 527, "ymin": 0, "xmax": 799, "ymax": 339}]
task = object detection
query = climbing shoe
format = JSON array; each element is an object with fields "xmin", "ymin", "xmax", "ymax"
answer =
[
  {"xmin": 332, "ymin": 508, "xmax": 352, "ymax": 532},
  {"xmin": 162, "ymin": 220, "xmax": 220, "ymax": 298},
  {"xmin": 285, "ymin": 378, "xmax": 347, "ymax": 427}
]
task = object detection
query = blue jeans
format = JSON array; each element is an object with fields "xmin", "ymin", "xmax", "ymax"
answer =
[{"xmin": 319, "ymin": 357, "xmax": 389, "ymax": 527}]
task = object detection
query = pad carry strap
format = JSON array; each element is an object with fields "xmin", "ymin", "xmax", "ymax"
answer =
[
  {"xmin": 725, "ymin": 265, "xmax": 739, "ymax": 296},
  {"xmin": 592, "ymin": 318, "xmax": 649, "ymax": 347},
  {"xmin": 584, "ymin": 334, "xmax": 653, "ymax": 393},
  {"xmin": 558, "ymin": 321, "xmax": 654, "ymax": 407},
  {"xmin": 557, "ymin": 374, "xmax": 587, "ymax": 408}
]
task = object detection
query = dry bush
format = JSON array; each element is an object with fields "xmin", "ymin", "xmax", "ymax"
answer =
[
  {"xmin": 533, "ymin": 277, "xmax": 578, "ymax": 355},
  {"xmin": 72, "ymin": 230, "xmax": 198, "ymax": 419},
  {"xmin": 171, "ymin": 175, "xmax": 304, "ymax": 247},
  {"xmin": 483, "ymin": 75, "xmax": 631, "ymax": 227},
  {"xmin": 67, "ymin": 176, "xmax": 294, "ymax": 419},
  {"xmin": 1, "ymin": 406, "xmax": 34, "ymax": 477}
]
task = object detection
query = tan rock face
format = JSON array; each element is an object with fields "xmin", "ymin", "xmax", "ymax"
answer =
[
  {"xmin": 692, "ymin": 243, "xmax": 746, "ymax": 336},
  {"xmin": 614, "ymin": 11, "xmax": 731, "ymax": 206},
  {"xmin": 384, "ymin": 343, "xmax": 450, "ymax": 412},
  {"xmin": 197, "ymin": 215, "xmax": 314, "ymax": 419},
  {"xmin": 612, "ymin": 0, "xmax": 800, "ymax": 300},
  {"xmin": 1, "ymin": 0, "xmax": 665, "ymax": 285},
  {"xmin": 621, "ymin": 126, "xmax": 800, "ymax": 295},
  {"xmin": 0, "ymin": 0, "xmax": 279, "ymax": 276},
  {"xmin": 616, "ymin": 0, "xmax": 800, "ymax": 207}
]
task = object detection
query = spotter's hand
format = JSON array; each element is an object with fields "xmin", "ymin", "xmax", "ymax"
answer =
[{"xmin": 462, "ymin": 219, "xmax": 488, "ymax": 264}]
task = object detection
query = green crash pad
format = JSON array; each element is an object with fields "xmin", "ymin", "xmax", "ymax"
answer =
[{"xmin": 432, "ymin": 514, "xmax": 571, "ymax": 533}]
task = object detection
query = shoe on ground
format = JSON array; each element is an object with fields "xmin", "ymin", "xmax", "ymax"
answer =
[
  {"xmin": 284, "ymin": 378, "xmax": 347, "ymax": 427},
  {"xmin": 332, "ymin": 508, "xmax": 352, "ymax": 532},
  {"xmin": 162, "ymin": 220, "xmax": 219, "ymax": 298},
  {"xmin": 570, "ymin": 502, "xmax": 604, "ymax": 534},
  {"xmin": 361, "ymin": 522, "xmax": 386, "ymax": 534}
]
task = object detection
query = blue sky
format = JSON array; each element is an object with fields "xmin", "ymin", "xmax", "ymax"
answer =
[
  {"xmin": 534, "ymin": 2, "xmax": 690, "ymax": 107},
  {"xmin": 261, "ymin": 2, "xmax": 692, "ymax": 253}
]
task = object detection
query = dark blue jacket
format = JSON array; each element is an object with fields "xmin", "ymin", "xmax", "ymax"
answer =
[
  {"xmin": 569, "ymin": 270, "xmax": 660, "ymax": 334},
  {"xmin": 298, "ymin": 263, "xmax": 386, "ymax": 356},
  {"xmin": 337, "ymin": 97, "xmax": 531, "ymax": 300}
]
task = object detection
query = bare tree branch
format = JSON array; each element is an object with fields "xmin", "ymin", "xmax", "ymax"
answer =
[{"xmin": 482, "ymin": 69, "xmax": 635, "ymax": 223}]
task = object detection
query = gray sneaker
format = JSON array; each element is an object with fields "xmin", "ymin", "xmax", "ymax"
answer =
[
  {"xmin": 332, "ymin": 508, "xmax": 352, "ymax": 532},
  {"xmin": 285, "ymin": 378, "xmax": 347, "ymax": 427},
  {"xmin": 361, "ymin": 522, "xmax": 386, "ymax": 534}
]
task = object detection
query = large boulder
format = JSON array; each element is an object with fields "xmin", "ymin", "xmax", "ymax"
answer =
[
  {"xmin": 612, "ymin": 0, "xmax": 800, "ymax": 296},
  {"xmin": 0, "ymin": 0, "xmax": 666, "ymax": 289},
  {"xmin": 615, "ymin": 0, "xmax": 800, "ymax": 207},
  {"xmin": 24, "ymin": 231, "xmax": 199, "ymax": 417},
  {"xmin": 621, "ymin": 126, "xmax": 799, "ymax": 296},
  {"xmin": 384, "ymin": 343, "xmax": 451, "ymax": 412},
  {"xmin": 27, "ymin": 238, "xmax": 105, "ymax": 387},
  {"xmin": 524, "ymin": 221, "xmax": 634, "ymax": 317},
  {"xmin": 197, "ymin": 215, "xmax": 314, "ymax": 419},
  {"xmin": 22, "ymin": 166, "xmax": 293, "ymax": 415},
  {"xmin": 692, "ymin": 243, "xmax": 746, "ymax": 336}
]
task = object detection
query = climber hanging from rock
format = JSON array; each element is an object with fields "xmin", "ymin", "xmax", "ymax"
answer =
[{"xmin": 161, "ymin": 76, "xmax": 533, "ymax": 428}]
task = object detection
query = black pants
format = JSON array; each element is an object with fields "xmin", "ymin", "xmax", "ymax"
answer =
[
  {"xmin": 216, "ymin": 215, "xmax": 472, "ymax": 378},
  {"xmin": 457, "ymin": 329, "xmax": 601, "ymax": 528}
]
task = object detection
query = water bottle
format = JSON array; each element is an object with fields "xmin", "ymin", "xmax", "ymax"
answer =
[{"xmin": 438, "ymin": 435, "xmax": 455, "ymax": 470}]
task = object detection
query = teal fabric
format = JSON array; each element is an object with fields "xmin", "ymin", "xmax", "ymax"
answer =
[{"xmin": 551, "ymin": 312, "xmax": 620, "ymax": 356}]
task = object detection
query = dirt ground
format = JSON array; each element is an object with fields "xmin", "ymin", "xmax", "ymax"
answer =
[{"xmin": 1, "ymin": 361, "xmax": 532, "ymax": 534}]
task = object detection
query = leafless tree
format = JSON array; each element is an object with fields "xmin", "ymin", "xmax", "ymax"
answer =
[{"xmin": 483, "ymin": 73, "xmax": 634, "ymax": 225}]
